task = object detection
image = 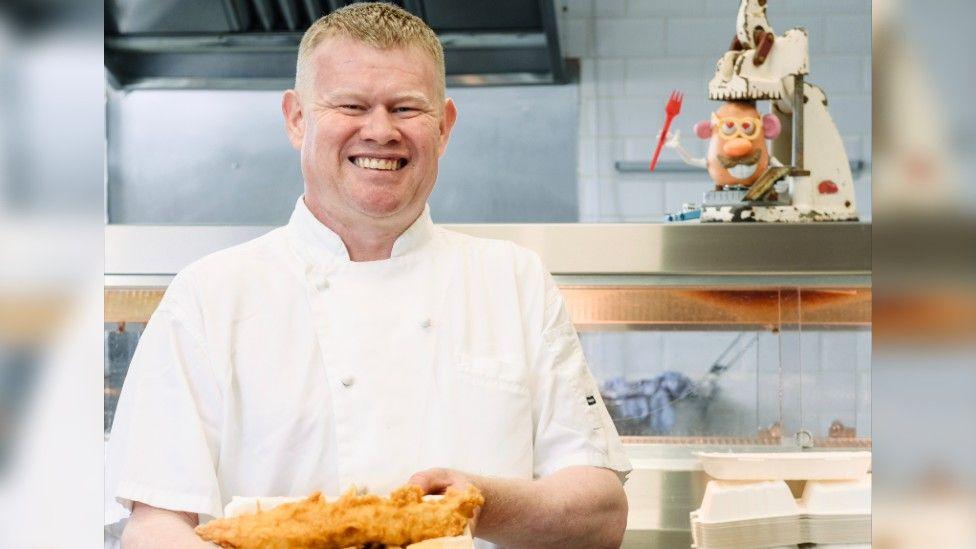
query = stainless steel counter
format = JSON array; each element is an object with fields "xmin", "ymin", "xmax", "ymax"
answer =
[{"xmin": 106, "ymin": 222, "xmax": 871, "ymax": 283}]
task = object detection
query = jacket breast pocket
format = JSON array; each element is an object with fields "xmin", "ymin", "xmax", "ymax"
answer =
[
  {"xmin": 456, "ymin": 354, "xmax": 530, "ymax": 396},
  {"xmin": 449, "ymin": 354, "xmax": 533, "ymax": 476}
]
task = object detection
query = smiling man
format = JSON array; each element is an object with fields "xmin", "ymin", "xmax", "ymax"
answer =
[
  {"xmin": 283, "ymin": 20, "xmax": 455, "ymax": 260},
  {"xmin": 107, "ymin": 4, "xmax": 630, "ymax": 549}
]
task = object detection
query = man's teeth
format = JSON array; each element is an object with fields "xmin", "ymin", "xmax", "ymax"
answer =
[
  {"xmin": 728, "ymin": 163, "xmax": 758, "ymax": 180},
  {"xmin": 354, "ymin": 157, "xmax": 402, "ymax": 171}
]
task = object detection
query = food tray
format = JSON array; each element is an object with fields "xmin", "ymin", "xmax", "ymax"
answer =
[
  {"xmin": 696, "ymin": 451, "xmax": 871, "ymax": 480},
  {"xmin": 799, "ymin": 477, "xmax": 871, "ymax": 515},
  {"xmin": 696, "ymin": 480, "xmax": 800, "ymax": 524}
]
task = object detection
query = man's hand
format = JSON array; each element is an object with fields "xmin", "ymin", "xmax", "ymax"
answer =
[
  {"xmin": 406, "ymin": 466, "xmax": 627, "ymax": 549},
  {"xmin": 408, "ymin": 467, "xmax": 479, "ymax": 495},
  {"xmin": 408, "ymin": 468, "xmax": 485, "ymax": 528}
]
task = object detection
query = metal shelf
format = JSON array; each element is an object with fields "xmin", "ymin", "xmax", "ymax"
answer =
[{"xmin": 106, "ymin": 222, "xmax": 871, "ymax": 282}]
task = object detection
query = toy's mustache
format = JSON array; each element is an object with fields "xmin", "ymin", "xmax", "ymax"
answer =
[{"xmin": 717, "ymin": 149, "xmax": 762, "ymax": 168}]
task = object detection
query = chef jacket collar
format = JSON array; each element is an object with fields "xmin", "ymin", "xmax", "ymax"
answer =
[{"xmin": 287, "ymin": 195, "xmax": 435, "ymax": 263}]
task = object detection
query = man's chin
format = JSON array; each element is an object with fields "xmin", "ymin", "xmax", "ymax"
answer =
[
  {"xmin": 340, "ymin": 183, "xmax": 428, "ymax": 223},
  {"xmin": 352, "ymin": 199, "xmax": 412, "ymax": 220}
]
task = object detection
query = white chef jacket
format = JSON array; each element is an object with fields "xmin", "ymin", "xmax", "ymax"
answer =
[{"xmin": 105, "ymin": 197, "xmax": 631, "ymax": 546}]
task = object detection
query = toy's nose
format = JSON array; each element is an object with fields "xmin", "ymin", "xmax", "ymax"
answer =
[{"xmin": 723, "ymin": 138, "xmax": 753, "ymax": 157}]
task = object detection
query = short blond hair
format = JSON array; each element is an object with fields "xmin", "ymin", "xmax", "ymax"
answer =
[{"xmin": 295, "ymin": 2, "xmax": 445, "ymax": 97}]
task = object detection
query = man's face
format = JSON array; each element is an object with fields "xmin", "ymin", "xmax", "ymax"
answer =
[
  {"xmin": 706, "ymin": 102, "xmax": 770, "ymax": 187},
  {"xmin": 283, "ymin": 36, "xmax": 456, "ymax": 229}
]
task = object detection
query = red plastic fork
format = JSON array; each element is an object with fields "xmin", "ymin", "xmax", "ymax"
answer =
[{"xmin": 649, "ymin": 90, "xmax": 683, "ymax": 171}]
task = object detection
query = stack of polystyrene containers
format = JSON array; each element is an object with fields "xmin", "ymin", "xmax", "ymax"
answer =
[{"xmin": 690, "ymin": 452, "xmax": 871, "ymax": 548}]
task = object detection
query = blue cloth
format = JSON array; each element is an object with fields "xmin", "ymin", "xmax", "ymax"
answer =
[{"xmin": 600, "ymin": 372, "xmax": 695, "ymax": 434}]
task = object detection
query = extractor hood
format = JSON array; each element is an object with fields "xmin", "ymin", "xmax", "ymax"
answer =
[{"xmin": 104, "ymin": 0, "xmax": 568, "ymax": 89}]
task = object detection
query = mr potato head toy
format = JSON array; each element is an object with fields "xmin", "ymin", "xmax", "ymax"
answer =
[{"xmin": 667, "ymin": 100, "xmax": 783, "ymax": 191}]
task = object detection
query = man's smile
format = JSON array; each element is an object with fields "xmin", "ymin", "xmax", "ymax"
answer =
[{"xmin": 349, "ymin": 155, "xmax": 409, "ymax": 171}]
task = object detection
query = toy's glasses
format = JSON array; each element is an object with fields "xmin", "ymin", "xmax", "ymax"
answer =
[{"xmin": 711, "ymin": 114, "xmax": 762, "ymax": 139}]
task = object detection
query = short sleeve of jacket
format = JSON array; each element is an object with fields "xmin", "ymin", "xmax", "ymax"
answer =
[
  {"xmin": 530, "ymin": 273, "xmax": 632, "ymax": 482},
  {"xmin": 104, "ymin": 273, "xmax": 224, "ymax": 530}
]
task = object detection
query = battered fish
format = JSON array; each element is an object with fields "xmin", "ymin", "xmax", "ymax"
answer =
[{"xmin": 195, "ymin": 484, "xmax": 483, "ymax": 549}]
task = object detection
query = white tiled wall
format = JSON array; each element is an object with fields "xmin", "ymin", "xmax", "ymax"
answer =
[
  {"xmin": 557, "ymin": 0, "xmax": 872, "ymax": 221},
  {"xmin": 582, "ymin": 329, "xmax": 871, "ymax": 438}
]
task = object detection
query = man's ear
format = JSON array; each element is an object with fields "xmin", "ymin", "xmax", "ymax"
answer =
[
  {"xmin": 282, "ymin": 89, "xmax": 305, "ymax": 150},
  {"xmin": 438, "ymin": 97, "xmax": 458, "ymax": 156}
]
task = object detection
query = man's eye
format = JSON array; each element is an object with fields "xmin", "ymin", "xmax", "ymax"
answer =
[
  {"xmin": 393, "ymin": 107, "xmax": 418, "ymax": 114},
  {"xmin": 339, "ymin": 104, "xmax": 366, "ymax": 112}
]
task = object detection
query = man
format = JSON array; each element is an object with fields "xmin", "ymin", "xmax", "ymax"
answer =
[{"xmin": 107, "ymin": 4, "xmax": 630, "ymax": 548}]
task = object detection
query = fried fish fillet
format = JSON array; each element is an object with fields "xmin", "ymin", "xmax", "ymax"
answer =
[{"xmin": 195, "ymin": 484, "xmax": 483, "ymax": 549}]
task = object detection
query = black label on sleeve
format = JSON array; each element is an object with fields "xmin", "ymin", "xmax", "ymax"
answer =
[{"xmin": 586, "ymin": 395, "xmax": 596, "ymax": 406}]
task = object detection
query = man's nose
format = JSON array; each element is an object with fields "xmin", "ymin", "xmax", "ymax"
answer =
[
  {"xmin": 722, "ymin": 138, "xmax": 753, "ymax": 157},
  {"xmin": 360, "ymin": 108, "xmax": 400, "ymax": 144}
]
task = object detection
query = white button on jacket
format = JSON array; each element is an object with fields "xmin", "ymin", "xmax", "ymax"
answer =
[{"xmin": 105, "ymin": 197, "xmax": 631, "ymax": 547}]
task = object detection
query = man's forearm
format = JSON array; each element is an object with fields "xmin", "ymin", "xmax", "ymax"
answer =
[
  {"xmin": 472, "ymin": 466, "xmax": 627, "ymax": 549},
  {"xmin": 121, "ymin": 503, "xmax": 215, "ymax": 548}
]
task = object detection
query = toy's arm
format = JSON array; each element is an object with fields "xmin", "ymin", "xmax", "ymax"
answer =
[{"xmin": 663, "ymin": 130, "xmax": 707, "ymax": 169}]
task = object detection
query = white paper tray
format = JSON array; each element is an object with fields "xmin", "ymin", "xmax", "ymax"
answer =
[
  {"xmin": 696, "ymin": 480, "xmax": 800, "ymax": 524},
  {"xmin": 696, "ymin": 451, "xmax": 871, "ymax": 480},
  {"xmin": 694, "ymin": 478, "xmax": 871, "ymax": 524},
  {"xmin": 799, "ymin": 477, "xmax": 871, "ymax": 515},
  {"xmin": 690, "ymin": 478, "xmax": 872, "ymax": 548}
]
